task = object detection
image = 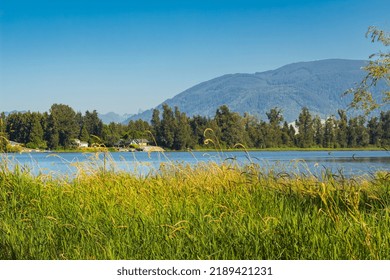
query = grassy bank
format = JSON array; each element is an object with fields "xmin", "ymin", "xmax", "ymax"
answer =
[{"xmin": 0, "ymin": 154, "xmax": 389, "ymax": 260}]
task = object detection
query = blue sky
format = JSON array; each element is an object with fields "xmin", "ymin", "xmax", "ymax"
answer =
[{"xmin": 1, "ymin": 0, "xmax": 389, "ymax": 115}]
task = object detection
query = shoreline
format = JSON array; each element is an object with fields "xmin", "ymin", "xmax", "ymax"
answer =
[{"xmin": 6, "ymin": 146, "xmax": 387, "ymax": 154}]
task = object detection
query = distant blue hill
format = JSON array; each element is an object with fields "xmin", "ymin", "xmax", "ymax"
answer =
[
  {"xmin": 3, "ymin": 110, "xmax": 27, "ymax": 117},
  {"xmin": 126, "ymin": 59, "xmax": 386, "ymax": 123},
  {"xmin": 98, "ymin": 112, "xmax": 133, "ymax": 124}
]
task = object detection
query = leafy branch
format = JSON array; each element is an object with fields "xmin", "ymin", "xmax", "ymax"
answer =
[{"xmin": 346, "ymin": 26, "xmax": 390, "ymax": 114}]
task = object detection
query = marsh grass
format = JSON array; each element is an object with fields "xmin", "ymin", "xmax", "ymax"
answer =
[{"xmin": 0, "ymin": 151, "xmax": 389, "ymax": 260}]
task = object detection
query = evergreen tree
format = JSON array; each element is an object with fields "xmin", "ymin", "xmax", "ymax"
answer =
[
  {"xmin": 102, "ymin": 122, "xmax": 124, "ymax": 147},
  {"xmin": 173, "ymin": 107, "xmax": 193, "ymax": 150},
  {"xmin": 256, "ymin": 120, "xmax": 269, "ymax": 149},
  {"xmin": 281, "ymin": 121, "xmax": 293, "ymax": 146},
  {"xmin": 127, "ymin": 119, "xmax": 151, "ymax": 141},
  {"xmin": 323, "ymin": 116, "xmax": 336, "ymax": 148},
  {"xmin": 151, "ymin": 108, "xmax": 161, "ymax": 145},
  {"xmin": 367, "ymin": 116, "xmax": 382, "ymax": 145},
  {"xmin": 295, "ymin": 107, "xmax": 314, "ymax": 148},
  {"xmin": 336, "ymin": 110, "xmax": 348, "ymax": 148},
  {"xmin": 160, "ymin": 104, "xmax": 175, "ymax": 149},
  {"xmin": 379, "ymin": 111, "xmax": 390, "ymax": 146},
  {"xmin": 41, "ymin": 112, "xmax": 50, "ymax": 147},
  {"xmin": 79, "ymin": 125, "xmax": 90, "ymax": 142},
  {"xmin": 215, "ymin": 105, "xmax": 245, "ymax": 147},
  {"xmin": 265, "ymin": 107, "xmax": 283, "ymax": 147},
  {"xmin": 356, "ymin": 116, "xmax": 369, "ymax": 147},
  {"xmin": 6, "ymin": 112, "xmax": 32, "ymax": 144},
  {"xmin": 347, "ymin": 118, "xmax": 358, "ymax": 147},
  {"xmin": 189, "ymin": 115, "xmax": 210, "ymax": 147},
  {"xmin": 26, "ymin": 112, "xmax": 46, "ymax": 149},
  {"xmin": 84, "ymin": 110, "xmax": 103, "ymax": 142},
  {"xmin": 347, "ymin": 116, "xmax": 369, "ymax": 147},
  {"xmin": 288, "ymin": 124, "xmax": 297, "ymax": 147},
  {"xmin": 75, "ymin": 112, "xmax": 88, "ymax": 142},
  {"xmin": 313, "ymin": 116, "xmax": 323, "ymax": 147},
  {"xmin": 0, "ymin": 112, "xmax": 7, "ymax": 151},
  {"xmin": 243, "ymin": 113, "xmax": 260, "ymax": 148}
]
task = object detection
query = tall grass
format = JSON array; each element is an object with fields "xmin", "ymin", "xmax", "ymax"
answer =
[{"xmin": 0, "ymin": 152, "xmax": 389, "ymax": 260}]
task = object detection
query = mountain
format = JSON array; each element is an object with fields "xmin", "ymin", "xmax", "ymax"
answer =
[
  {"xmin": 126, "ymin": 59, "xmax": 389, "ymax": 123},
  {"xmin": 3, "ymin": 110, "xmax": 27, "ymax": 116},
  {"xmin": 99, "ymin": 112, "xmax": 133, "ymax": 124}
]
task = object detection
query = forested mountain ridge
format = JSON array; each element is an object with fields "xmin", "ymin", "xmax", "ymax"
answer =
[{"xmin": 127, "ymin": 59, "xmax": 387, "ymax": 123}]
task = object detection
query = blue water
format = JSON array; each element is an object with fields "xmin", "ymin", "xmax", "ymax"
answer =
[{"xmin": 1, "ymin": 150, "xmax": 389, "ymax": 177}]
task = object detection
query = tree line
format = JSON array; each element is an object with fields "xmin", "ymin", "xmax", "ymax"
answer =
[
  {"xmin": 1, "ymin": 103, "xmax": 389, "ymax": 151},
  {"xmin": 149, "ymin": 104, "xmax": 390, "ymax": 150}
]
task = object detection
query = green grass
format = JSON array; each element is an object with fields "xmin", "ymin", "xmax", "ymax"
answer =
[{"xmin": 0, "ymin": 153, "xmax": 389, "ymax": 260}]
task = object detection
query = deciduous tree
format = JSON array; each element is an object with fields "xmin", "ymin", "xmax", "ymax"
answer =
[{"xmin": 346, "ymin": 27, "xmax": 389, "ymax": 113}]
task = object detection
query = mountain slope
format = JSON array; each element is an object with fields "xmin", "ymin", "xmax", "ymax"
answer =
[
  {"xmin": 127, "ymin": 59, "xmax": 386, "ymax": 123},
  {"xmin": 99, "ymin": 112, "xmax": 133, "ymax": 124}
]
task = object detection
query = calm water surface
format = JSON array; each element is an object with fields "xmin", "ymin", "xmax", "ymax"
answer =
[{"xmin": 2, "ymin": 150, "xmax": 389, "ymax": 177}]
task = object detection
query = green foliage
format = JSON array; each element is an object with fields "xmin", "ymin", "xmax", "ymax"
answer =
[
  {"xmin": 26, "ymin": 113, "xmax": 46, "ymax": 149},
  {"xmin": 296, "ymin": 107, "xmax": 314, "ymax": 148},
  {"xmin": 79, "ymin": 125, "xmax": 90, "ymax": 142},
  {"xmin": 281, "ymin": 121, "xmax": 294, "ymax": 146},
  {"xmin": 347, "ymin": 116, "xmax": 369, "ymax": 147},
  {"xmin": 323, "ymin": 116, "xmax": 336, "ymax": 148},
  {"xmin": 379, "ymin": 111, "xmax": 390, "ymax": 146},
  {"xmin": 336, "ymin": 110, "xmax": 348, "ymax": 148},
  {"xmin": 0, "ymin": 113, "xmax": 7, "ymax": 151},
  {"xmin": 313, "ymin": 116, "xmax": 323, "ymax": 147},
  {"xmin": 84, "ymin": 110, "xmax": 104, "ymax": 143},
  {"xmin": 189, "ymin": 115, "xmax": 210, "ymax": 146},
  {"xmin": 47, "ymin": 104, "xmax": 78, "ymax": 149},
  {"xmin": 215, "ymin": 105, "xmax": 246, "ymax": 147},
  {"xmin": 265, "ymin": 107, "xmax": 284, "ymax": 147},
  {"xmin": 102, "ymin": 122, "xmax": 125, "ymax": 147},
  {"xmin": 4, "ymin": 112, "xmax": 47, "ymax": 149},
  {"xmin": 160, "ymin": 104, "xmax": 175, "ymax": 148},
  {"xmin": 2, "ymin": 103, "xmax": 390, "ymax": 151},
  {"xmin": 4, "ymin": 144, "xmax": 23, "ymax": 153},
  {"xmin": 346, "ymin": 26, "xmax": 390, "ymax": 113},
  {"xmin": 173, "ymin": 107, "xmax": 193, "ymax": 150}
]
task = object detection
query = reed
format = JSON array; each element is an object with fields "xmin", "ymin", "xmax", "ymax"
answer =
[{"xmin": 0, "ymin": 152, "xmax": 389, "ymax": 260}]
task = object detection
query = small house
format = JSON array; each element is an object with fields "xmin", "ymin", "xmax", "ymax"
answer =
[
  {"xmin": 130, "ymin": 139, "xmax": 149, "ymax": 147},
  {"xmin": 73, "ymin": 139, "xmax": 89, "ymax": 148}
]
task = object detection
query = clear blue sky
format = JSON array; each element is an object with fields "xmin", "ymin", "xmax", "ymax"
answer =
[{"xmin": 1, "ymin": 0, "xmax": 389, "ymax": 115}]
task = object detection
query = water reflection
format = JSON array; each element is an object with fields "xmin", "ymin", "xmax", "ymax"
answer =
[{"xmin": 304, "ymin": 156, "xmax": 390, "ymax": 163}]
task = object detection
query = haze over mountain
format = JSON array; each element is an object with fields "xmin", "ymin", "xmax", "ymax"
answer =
[
  {"xmin": 98, "ymin": 112, "xmax": 133, "ymax": 124},
  {"xmin": 3, "ymin": 110, "xmax": 27, "ymax": 116},
  {"xmin": 126, "ymin": 59, "xmax": 387, "ymax": 123}
]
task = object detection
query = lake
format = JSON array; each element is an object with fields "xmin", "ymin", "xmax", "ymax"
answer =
[{"xmin": 1, "ymin": 150, "xmax": 389, "ymax": 178}]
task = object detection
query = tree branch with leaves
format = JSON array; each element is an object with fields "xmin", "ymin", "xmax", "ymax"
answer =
[{"xmin": 346, "ymin": 26, "xmax": 390, "ymax": 114}]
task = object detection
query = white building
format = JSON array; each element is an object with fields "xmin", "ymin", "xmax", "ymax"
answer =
[{"xmin": 73, "ymin": 139, "xmax": 89, "ymax": 148}]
